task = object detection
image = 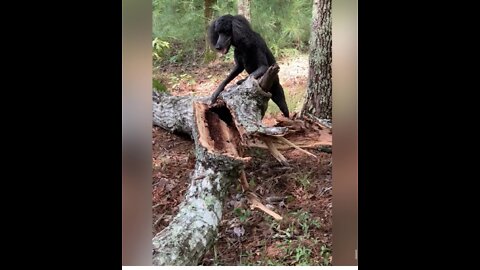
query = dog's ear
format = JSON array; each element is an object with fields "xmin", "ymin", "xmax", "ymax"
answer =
[
  {"xmin": 207, "ymin": 18, "xmax": 219, "ymax": 48},
  {"xmin": 232, "ymin": 15, "xmax": 254, "ymax": 47}
]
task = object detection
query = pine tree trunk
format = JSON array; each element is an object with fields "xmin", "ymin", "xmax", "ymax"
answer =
[
  {"xmin": 204, "ymin": 0, "xmax": 216, "ymax": 31},
  {"xmin": 301, "ymin": 0, "xmax": 332, "ymax": 120},
  {"xmin": 204, "ymin": 0, "xmax": 217, "ymax": 62},
  {"xmin": 237, "ymin": 0, "xmax": 251, "ymax": 22}
]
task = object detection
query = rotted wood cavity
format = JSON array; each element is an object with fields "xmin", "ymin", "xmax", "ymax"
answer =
[{"xmin": 193, "ymin": 102, "xmax": 244, "ymax": 159}]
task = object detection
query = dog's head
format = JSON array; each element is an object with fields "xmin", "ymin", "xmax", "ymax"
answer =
[
  {"xmin": 208, "ymin": 15, "xmax": 254, "ymax": 54},
  {"xmin": 208, "ymin": 15, "xmax": 234, "ymax": 55}
]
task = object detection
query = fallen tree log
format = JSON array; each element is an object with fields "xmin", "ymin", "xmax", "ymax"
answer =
[
  {"xmin": 151, "ymin": 64, "xmax": 330, "ymax": 265},
  {"xmin": 152, "ymin": 91, "xmax": 198, "ymax": 137},
  {"xmin": 152, "ymin": 65, "xmax": 283, "ymax": 265},
  {"xmin": 152, "ymin": 103, "xmax": 246, "ymax": 264}
]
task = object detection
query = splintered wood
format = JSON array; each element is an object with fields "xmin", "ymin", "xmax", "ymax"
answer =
[
  {"xmin": 246, "ymin": 191, "xmax": 283, "ymax": 221},
  {"xmin": 193, "ymin": 102, "xmax": 249, "ymax": 163},
  {"xmin": 247, "ymin": 117, "xmax": 332, "ymax": 150},
  {"xmin": 239, "ymin": 170, "xmax": 283, "ymax": 220},
  {"xmin": 263, "ymin": 136, "xmax": 289, "ymax": 166},
  {"xmin": 240, "ymin": 170, "xmax": 250, "ymax": 192},
  {"xmin": 276, "ymin": 136, "xmax": 318, "ymax": 159}
]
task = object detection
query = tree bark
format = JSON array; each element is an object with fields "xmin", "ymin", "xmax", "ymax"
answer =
[
  {"xmin": 237, "ymin": 0, "xmax": 251, "ymax": 22},
  {"xmin": 301, "ymin": 0, "xmax": 332, "ymax": 120},
  {"xmin": 204, "ymin": 0, "xmax": 217, "ymax": 62},
  {"xmin": 152, "ymin": 91, "xmax": 199, "ymax": 137},
  {"xmin": 152, "ymin": 132, "xmax": 245, "ymax": 265},
  {"xmin": 152, "ymin": 66, "xmax": 281, "ymax": 265},
  {"xmin": 204, "ymin": 0, "xmax": 216, "ymax": 29}
]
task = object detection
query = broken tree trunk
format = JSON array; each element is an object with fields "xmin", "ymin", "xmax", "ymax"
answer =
[
  {"xmin": 152, "ymin": 65, "xmax": 284, "ymax": 265},
  {"xmin": 152, "ymin": 102, "xmax": 247, "ymax": 264},
  {"xmin": 152, "ymin": 91, "xmax": 200, "ymax": 137}
]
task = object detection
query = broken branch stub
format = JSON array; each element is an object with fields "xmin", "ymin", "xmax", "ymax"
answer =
[{"xmin": 216, "ymin": 69, "xmax": 288, "ymax": 141}]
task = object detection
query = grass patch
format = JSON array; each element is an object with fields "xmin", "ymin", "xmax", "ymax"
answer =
[
  {"xmin": 265, "ymin": 84, "xmax": 305, "ymax": 116},
  {"xmin": 296, "ymin": 171, "xmax": 313, "ymax": 190}
]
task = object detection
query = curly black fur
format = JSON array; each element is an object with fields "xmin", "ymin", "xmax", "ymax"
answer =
[{"xmin": 207, "ymin": 14, "xmax": 289, "ymax": 117}]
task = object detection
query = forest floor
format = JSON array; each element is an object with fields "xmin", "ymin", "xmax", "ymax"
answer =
[{"xmin": 152, "ymin": 53, "xmax": 333, "ymax": 266}]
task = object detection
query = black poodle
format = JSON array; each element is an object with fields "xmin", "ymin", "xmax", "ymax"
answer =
[{"xmin": 208, "ymin": 14, "xmax": 289, "ymax": 117}]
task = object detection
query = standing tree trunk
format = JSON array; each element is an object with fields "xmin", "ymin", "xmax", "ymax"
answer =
[
  {"xmin": 237, "ymin": 0, "xmax": 251, "ymax": 22},
  {"xmin": 204, "ymin": 0, "xmax": 216, "ymax": 35},
  {"xmin": 204, "ymin": 0, "xmax": 217, "ymax": 62},
  {"xmin": 301, "ymin": 0, "xmax": 332, "ymax": 121}
]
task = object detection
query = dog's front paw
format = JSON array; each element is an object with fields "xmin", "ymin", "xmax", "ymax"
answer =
[
  {"xmin": 210, "ymin": 93, "xmax": 220, "ymax": 105},
  {"xmin": 209, "ymin": 96, "xmax": 217, "ymax": 105},
  {"xmin": 236, "ymin": 78, "xmax": 246, "ymax": 85}
]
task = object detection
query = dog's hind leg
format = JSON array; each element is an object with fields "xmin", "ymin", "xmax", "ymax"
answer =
[{"xmin": 270, "ymin": 78, "xmax": 290, "ymax": 118}]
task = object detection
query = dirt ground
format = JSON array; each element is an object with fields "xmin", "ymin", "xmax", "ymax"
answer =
[{"xmin": 152, "ymin": 54, "xmax": 332, "ymax": 266}]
